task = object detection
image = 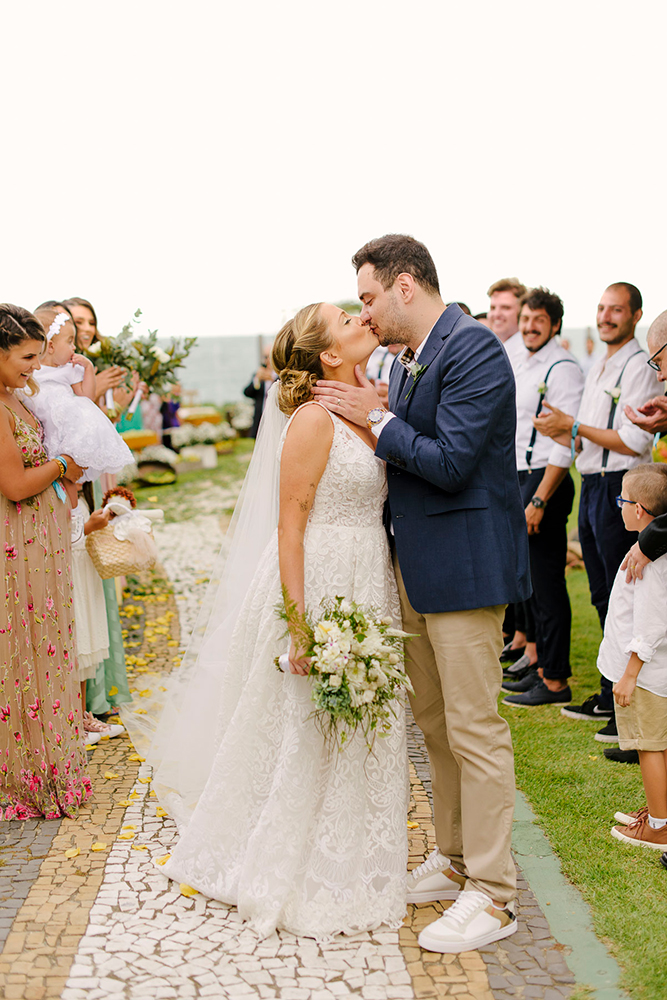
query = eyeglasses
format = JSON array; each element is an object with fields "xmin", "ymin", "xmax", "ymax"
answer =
[
  {"xmin": 647, "ymin": 342, "xmax": 667, "ymax": 372},
  {"xmin": 616, "ymin": 495, "xmax": 656, "ymax": 516}
]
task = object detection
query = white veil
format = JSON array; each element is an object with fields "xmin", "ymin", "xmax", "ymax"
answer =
[{"xmin": 123, "ymin": 382, "xmax": 288, "ymax": 828}]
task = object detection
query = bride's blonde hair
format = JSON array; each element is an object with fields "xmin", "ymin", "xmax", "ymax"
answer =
[{"xmin": 271, "ymin": 303, "xmax": 334, "ymax": 416}]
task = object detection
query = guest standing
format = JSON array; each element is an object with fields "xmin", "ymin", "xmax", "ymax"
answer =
[
  {"xmin": 0, "ymin": 304, "xmax": 91, "ymax": 819},
  {"xmin": 243, "ymin": 347, "xmax": 274, "ymax": 438}
]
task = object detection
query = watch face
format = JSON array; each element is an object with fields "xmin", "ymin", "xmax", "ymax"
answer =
[{"xmin": 368, "ymin": 408, "xmax": 385, "ymax": 424}]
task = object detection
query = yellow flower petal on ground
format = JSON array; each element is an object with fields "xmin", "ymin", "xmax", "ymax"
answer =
[
  {"xmin": 128, "ymin": 753, "xmax": 145, "ymax": 762},
  {"xmin": 122, "ymin": 824, "xmax": 136, "ymax": 830},
  {"xmin": 103, "ymin": 772, "xmax": 120, "ymax": 780},
  {"xmin": 137, "ymin": 777, "xmax": 151, "ymax": 784},
  {"xmin": 167, "ymin": 641, "xmax": 178, "ymax": 647},
  {"xmin": 139, "ymin": 689, "xmax": 152, "ymax": 697},
  {"xmin": 155, "ymin": 853, "xmax": 171, "ymax": 865},
  {"xmin": 118, "ymin": 832, "xmax": 136, "ymax": 840},
  {"xmin": 129, "ymin": 792, "xmax": 140, "ymax": 799},
  {"xmin": 132, "ymin": 844, "xmax": 148, "ymax": 851},
  {"xmin": 148, "ymin": 496, "xmax": 158, "ymax": 502},
  {"xmin": 91, "ymin": 842, "xmax": 108, "ymax": 852},
  {"xmin": 179, "ymin": 883, "xmax": 198, "ymax": 897},
  {"xmin": 134, "ymin": 709, "xmax": 147, "ymax": 715},
  {"xmin": 64, "ymin": 847, "xmax": 80, "ymax": 859},
  {"xmin": 407, "ymin": 820, "xmax": 419, "ymax": 829},
  {"xmin": 117, "ymin": 799, "xmax": 132, "ymax": 807},
  {"xmin": 107, "ymin": 686, "xmax": 119, "ymax": 697},
  {"xmin": 159, "ymin": 686, "xmax": 168, "ymax": 692},
  {"xmin": 149, "ymin": 790, "xmax": 157, "ymax": 797},
  {"xmin": 156, "ymin": 806, "xmax": 168, "ymax": 817}
]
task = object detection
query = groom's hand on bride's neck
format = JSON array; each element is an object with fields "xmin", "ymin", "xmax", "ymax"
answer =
[{"xmin": 313, "ymin": 366, "xmax": 382, "ymax": 427}]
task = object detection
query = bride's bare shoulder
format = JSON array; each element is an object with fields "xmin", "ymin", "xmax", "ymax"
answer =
[{"xmin": 283, "ymin": 401, "xmax": 334, "ymax": 452}]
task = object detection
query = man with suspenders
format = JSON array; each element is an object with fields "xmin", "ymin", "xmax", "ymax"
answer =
[
  {"xmin": 533, "ymin": 283, "xmax": 660, "ymax": 739},
  {"xmin": 501, "ymin": 288, "xmax": 585, "ymax": 706}
]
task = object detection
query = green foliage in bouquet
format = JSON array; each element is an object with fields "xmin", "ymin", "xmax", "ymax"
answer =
[
  {"xmin": 84, "ymin": 325, "xmax": 136, "ymax": 384},
  {"xmin": 276, "ymin": 589, "xmax": 415, "ymax": 752},
  {"xmin": 125, "ymin": 309, "xmax": 197, "ymax": 394}
]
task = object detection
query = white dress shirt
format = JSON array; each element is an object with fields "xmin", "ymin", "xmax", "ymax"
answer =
[
  {"xmin": 575, "ymin": 339, "xmax": 660, "ymax": 475},
  {"xmin": 502, "ymin": 330, "xmax": 525, "ymax": 374},
  {"xmin": 598, "ymin": 553, "xmax": 667, "ymax": 697},
  {"xmin": 366, "ymin": 347, "xmax": 397, "ymax": 384},
  {"xmin": 513, "ymin": 337, "xmax": 585, "ymax": 471}
]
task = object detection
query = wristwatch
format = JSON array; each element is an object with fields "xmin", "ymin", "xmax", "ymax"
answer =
[
  {"xmin": 366, "ymin": 407, "xmax": 388, "ymax": 430},
  {"xmin": 530, "ymin": 496, "xmax": 547, "ymax": 509}
]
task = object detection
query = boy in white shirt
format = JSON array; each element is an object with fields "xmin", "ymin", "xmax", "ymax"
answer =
[{"xmin": 598, "ymin": 464, "xmax": 667, "ymax": 848}]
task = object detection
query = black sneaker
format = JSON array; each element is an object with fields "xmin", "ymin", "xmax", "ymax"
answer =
[
  {"xmin": 594, "ymin": 719, "xmax": 618, "ymax": 743},
  {"xmin": 500, "ymin": 645, "xmax": 526, "ymax": 665},
  {"xmin": 560, "ymin": 695, "xmax": 613, "ymax": 721},
  {"xmin": 603, "ymin": 748, "xmax": 639, "ymax": 764},
  {"xmin": 502, "ymin": 670, "xmax": 538, "ymax": 692},
  {"xmin": 660, "ymin": 852, "xmax": 667, "ymax": 871},
  {"xmin": 503, "ymin": 679, "xmax": 572, "ymax": 708}
]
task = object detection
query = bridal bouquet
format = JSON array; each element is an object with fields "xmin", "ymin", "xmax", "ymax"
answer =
[
  {"xmin": 85, "ymin": 327, "xmax": 136, "ymax": 414},
  {"xmin": 277, "ymin": 593, "xmax": 414, "ymax": 750},
  {"xmin": 120, "ymin": 310, "xmax": 197, "ymax": 415}
]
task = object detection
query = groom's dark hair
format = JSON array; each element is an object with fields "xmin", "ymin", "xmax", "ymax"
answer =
[{"xmin": 352, "ymin": 234, "xmax": 440, "ymax": 296}]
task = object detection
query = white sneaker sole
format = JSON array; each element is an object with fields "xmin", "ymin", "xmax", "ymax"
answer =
[
  {"xmin": 594, "ymin": 732, "xmax": 619, "ymax": 743},
  {"xmin": 614, "ymin": 810, "xmax": 641, "ymax": 825},
  {"xmin": 560, "ymin": 707, "xmax": 612, "ymax": 721},
  {"xmin": 610, "ymin": 825, "xmax": 666, "ymax": 850},
  {"xmin": 406, "ymin": 888, "xmax": 461, "ymax": 904},
  {"xmin": 418, "ymin": 916, "xmax": 517, "ymax": 953}
]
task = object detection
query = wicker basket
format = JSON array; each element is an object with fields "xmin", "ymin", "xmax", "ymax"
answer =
[{"xmin": 85, "ymin": 524, "xmax": 157, "ymax": 579}]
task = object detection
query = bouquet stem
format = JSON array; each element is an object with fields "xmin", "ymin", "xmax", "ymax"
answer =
[
  {"xmin": 127, "ymin": 387, "xmax": 143, "ymax": 416},
  {"xmin": 105, "ymin": 388, "xmax": 116, "ymax": 413}
]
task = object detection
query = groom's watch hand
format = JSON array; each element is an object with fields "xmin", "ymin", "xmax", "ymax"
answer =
[{"xmin": 313, "ymin": 366, "xmax": 382, "ymax": 427}]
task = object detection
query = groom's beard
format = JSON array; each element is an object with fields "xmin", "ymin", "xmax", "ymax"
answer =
[{"xmin": 375, "ymin": 296, "xmax": 412, "ymax": 348}]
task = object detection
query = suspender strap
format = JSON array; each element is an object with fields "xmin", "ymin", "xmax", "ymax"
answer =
[
  {"xmin": 601, "ymin": 351, "xmax": 643, "ymax": 475},
  {"xmin": 525, "ymin": 359, "xmax": 579, "ymax": 469}
]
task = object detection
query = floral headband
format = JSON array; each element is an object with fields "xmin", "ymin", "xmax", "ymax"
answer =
[{"xmin": 46, "ymin": 312, "xmax": 69, "ymax": 342}]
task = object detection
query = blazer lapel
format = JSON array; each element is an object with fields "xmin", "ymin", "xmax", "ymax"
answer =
[{"xmin": 392, "ymin": 306, "xmax": 463, "ymax": 418}]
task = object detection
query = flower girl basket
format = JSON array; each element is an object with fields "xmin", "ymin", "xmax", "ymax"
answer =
[{"xmin": 85, "ymin": 489, "xmax": 164, "ymax": 579}]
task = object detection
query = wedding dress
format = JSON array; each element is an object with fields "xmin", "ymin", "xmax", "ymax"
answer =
[{"xmin": 160, "ymin": 402, "xmax": 409, "ymax": 940}]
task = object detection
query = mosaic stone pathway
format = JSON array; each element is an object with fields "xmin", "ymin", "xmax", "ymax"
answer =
[{"xmin": 0, "ymin": 504, "xmax": 616, "ymax": 1000}]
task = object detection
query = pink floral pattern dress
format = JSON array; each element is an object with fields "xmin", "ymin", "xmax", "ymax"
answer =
[{"xmin": 0, "ymin": 406, "xmax": 92, "ymax": 820}]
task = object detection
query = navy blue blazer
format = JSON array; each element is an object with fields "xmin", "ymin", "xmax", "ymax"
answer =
[{"xmin": 376, "ymin": 305, "xmax": 531, "ymax": 614}]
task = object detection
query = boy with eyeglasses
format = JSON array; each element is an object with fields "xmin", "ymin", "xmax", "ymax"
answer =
[{"xmin": 596, "ymin": 463, "xmax": 667, "ymax": 848}]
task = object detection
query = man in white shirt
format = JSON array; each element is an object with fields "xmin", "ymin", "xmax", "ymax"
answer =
[
  {"xmin": 487, "ymin": 277, "xmax": 528, "ymax": 372},
  {"xmin": 534, "ymin": 282, "xmax": 660, "ymax": 729},
  {"xmin": 501, "ymin": 289, "xmax": 585, "ymax": 707}
]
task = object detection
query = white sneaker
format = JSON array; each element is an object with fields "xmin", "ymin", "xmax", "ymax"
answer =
[
  {"xmin": 84, "ymin": 730, "xmax": 101, "ymax": 746},
  {"xmin": 406, "ymin": 848, "xmax": 467, "ymax": 903},
  {"xmin": 418, "ymin": 889, "xmax": 517, "ymax": 953},
  {"xmin": 100, "ymin": 724, "xmax": 125, "ymax": 739}
]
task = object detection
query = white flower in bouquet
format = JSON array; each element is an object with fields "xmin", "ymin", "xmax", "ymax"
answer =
[{"xmin": 150, "ymin": 345, "xmax": 171, "ymax": 365}]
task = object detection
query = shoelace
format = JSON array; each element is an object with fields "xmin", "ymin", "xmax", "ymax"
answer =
[
  {"xmin": 441, "ymin": 891, "xmax": 490, "ymax": 927},
  {"xmin": 410, "ymin": 848, "xmax": 446, "ymax": 880}
]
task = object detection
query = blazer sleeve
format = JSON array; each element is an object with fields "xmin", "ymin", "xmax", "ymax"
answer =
[
  {"xmin": 376, "ymin": 329, "xmax": 515, "ymax": 492},
  {"xmin": 639, "ymin": 513, "xmax": 667, "ymax": 561},
  {"xmin": 243, "ymin": 379, "xmax": 262, "ymax": 400}
]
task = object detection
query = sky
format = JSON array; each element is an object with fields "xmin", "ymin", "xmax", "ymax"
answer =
[{"xmin": 2, "ymin": 1, "xmax": 666, "ymax": 339}]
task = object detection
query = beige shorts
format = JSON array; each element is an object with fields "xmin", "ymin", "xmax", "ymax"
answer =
[{"xmin": 616, "ymin": 685, "xmax": 667, "ymax": 751}]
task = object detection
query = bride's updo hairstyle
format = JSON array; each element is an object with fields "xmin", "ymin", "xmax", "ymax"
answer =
[
  {"xmin": 271, "ymin": 303, "xmax": 335, "ymax": 416},
  {"xmin": 0, "ymin": 304, "xmax": 46, "ymax": 396}
]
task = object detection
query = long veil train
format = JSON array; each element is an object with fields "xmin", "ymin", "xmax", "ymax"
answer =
[{"xmin": 121, "ymin": 383, "xmax": 287, "ymax": 828}]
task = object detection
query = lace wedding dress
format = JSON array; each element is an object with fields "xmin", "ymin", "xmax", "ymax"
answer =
[{"xmin": 161, "ymin": 403, "xmax": 409, "ymax": 940}]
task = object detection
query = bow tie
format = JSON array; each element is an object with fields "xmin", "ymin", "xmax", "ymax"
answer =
[{"xmin": 397, "ymin": 347, "xmax": 416, "ymax": 371}]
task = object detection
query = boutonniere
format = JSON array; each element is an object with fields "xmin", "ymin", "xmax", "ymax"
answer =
[
  {"xmin": 605, "ymin": 387, "xmax": 622, "ymax": 405},
  {"xmin": 404, "ymin": 362, "xmax": 429, "ymax": 401},
  {"xmin": 537, "ymin": 381, "xmax": 547, "ymax": 397}
]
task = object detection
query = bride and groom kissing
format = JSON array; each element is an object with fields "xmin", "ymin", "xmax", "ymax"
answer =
[{"xmin": 149, "ymin": 234, "xmax": 531, "ymax": 953}]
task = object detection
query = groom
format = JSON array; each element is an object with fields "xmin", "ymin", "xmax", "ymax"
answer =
[{"xmin": 314, "ymin": 234, "xmax": 531, "ymax": 953}]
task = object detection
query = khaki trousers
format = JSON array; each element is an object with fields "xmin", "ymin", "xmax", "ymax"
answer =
[{"xmin": 395, "ymin": 556, "xmax": 517, "ymax": 902}]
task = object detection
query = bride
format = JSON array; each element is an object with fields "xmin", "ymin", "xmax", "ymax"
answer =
[{"xmin": 151, "ymin": 303, "xmax": 408, "ymax": 940}]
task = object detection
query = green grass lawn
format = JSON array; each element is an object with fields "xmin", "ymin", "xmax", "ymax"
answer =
[{"xmin": 502, "ymin": 567, "xmax": 667, "ymax": 1000}]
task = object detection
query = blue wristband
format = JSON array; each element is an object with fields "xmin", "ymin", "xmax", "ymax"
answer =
[
  {"xmin": 55, "ymin": 455, "xmax": 68, "ymax": 474},
  {"xmin": 570, "ymin": 421, "xmax": 580, "ymax": 462}
]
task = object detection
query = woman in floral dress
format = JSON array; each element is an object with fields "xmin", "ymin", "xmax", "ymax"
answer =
[{"xmin": 0, "ymin": 304, "xmax": 91, "ymax": 819}]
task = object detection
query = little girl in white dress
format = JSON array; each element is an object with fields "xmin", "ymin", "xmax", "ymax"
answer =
[{"xmin": 24, "ymin": 309, "xmax": 132, "ymax": 484}]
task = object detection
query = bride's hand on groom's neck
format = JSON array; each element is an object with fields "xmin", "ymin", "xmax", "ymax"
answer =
[{"xmin": 313, "ymin": 366, "xmax": 382, "ymax": 427}]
